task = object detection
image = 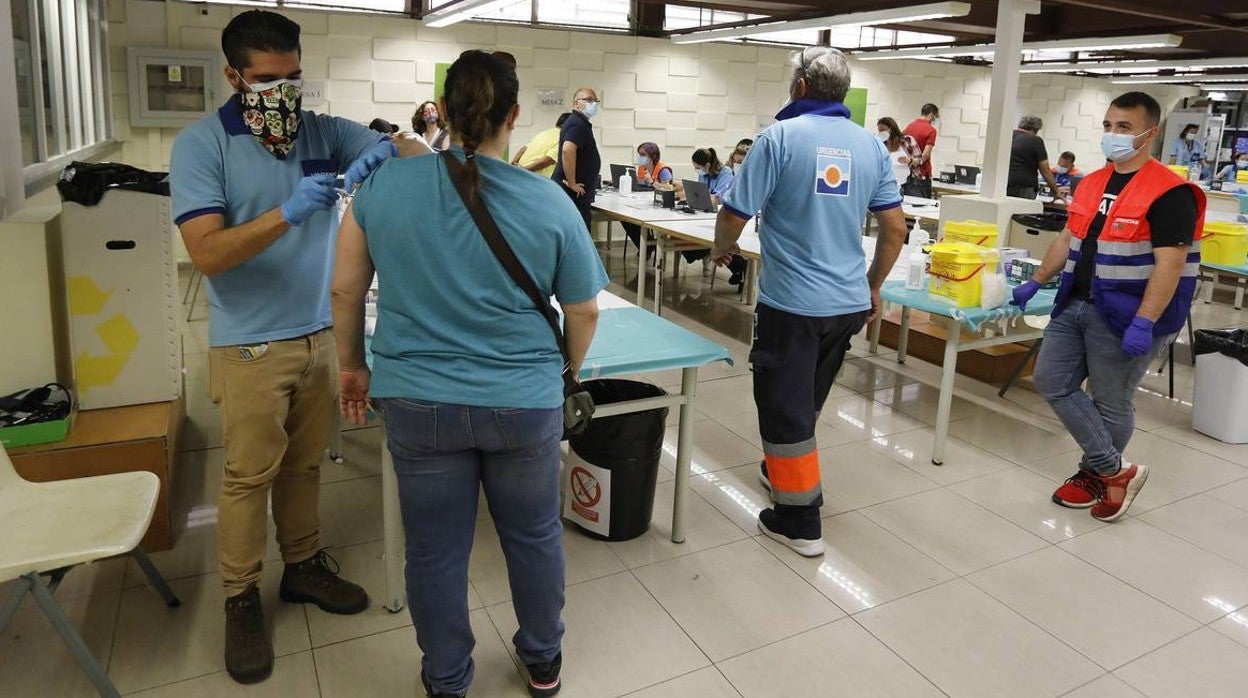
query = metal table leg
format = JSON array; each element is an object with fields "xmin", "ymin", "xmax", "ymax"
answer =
[
  {"xmin": 670, "ymin": 367, "xmax": 698, "ymax": 544},
  {"xmin": 999, "ymin": 339, "xmax": 1042, "ymax": 398},
  {"xmin": 636, "ymin": 229, "xmax": 648, "ymax": 306},
  {"xmin": 931, "ymin": 326, "xmax": 962, "ymax": 465},
  {"xmin": 868, "ymin": 313, "xmax": 883, "ymax": 354},
  {"xmin": 896, "ymin": 306, "xmax": 912, "ymax": 364},
  {"xmin": 381, "ymin": 440, "xmax": 406, "ymax": 613},
  {"xmin": 653, "ymin": 230, "xmax": 665, "ymax": 315}
]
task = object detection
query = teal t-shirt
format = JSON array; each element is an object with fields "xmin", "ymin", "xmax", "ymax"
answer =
[
  {"xmin": 723, "ymin": 104, "xmax": 901, "ymax": 317},
  {"xmin": 170, "ymin": 100, "xmax": 384, "ymax": 346},
  {"xmin": 354, "ymin": 149, "xmax": 609, "ymax": 409}
]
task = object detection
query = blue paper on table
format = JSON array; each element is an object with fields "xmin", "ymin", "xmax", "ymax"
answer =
[
  {"xmin": 880, "ymin": 279, "xmax": 1057, "ymax": 332},
  {"xmin": 365, "ymin": 307, "xmax": 732, "ymax": 379}
]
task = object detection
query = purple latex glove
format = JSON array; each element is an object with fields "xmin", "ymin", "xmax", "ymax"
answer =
[
  {"xmin": 343, "ymin": 139, "xmax": 398, "ymax": 191},
  {"xmin": 1010, "ymin": 280, "xmax": 1041, "ymax": 311},
  {"xmin": 1121, "ymin": 316, "xmax": 1155, "ymax": 357}
]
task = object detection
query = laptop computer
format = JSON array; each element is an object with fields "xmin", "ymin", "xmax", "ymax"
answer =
[
  {"xmin": 682, "ymin": 179, "xmax": 717, "ymax": 213},
  {"xmin": 955, "ymin": 165, "xmax": 981, "ymax": 185}
]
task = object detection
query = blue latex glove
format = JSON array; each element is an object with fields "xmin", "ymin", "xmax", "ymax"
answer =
[
  {"xmin": 343, "ymin": 140, "xmax": 398, "ymax": 191},
  {"xmin": 1010, "ymin": 280, "xmax": 1041, "ymax": 311},
  {"xmin": 1121, "ymin": 316, "xmax": 1155, "ymax": 357},
  {"xmin": 281, "ymin": 174, "xmax": 337, "ymax": 226}
]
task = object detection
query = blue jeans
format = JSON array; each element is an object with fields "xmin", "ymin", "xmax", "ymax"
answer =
[
  {"xmin": 1032, "ymin": 299, "xmax": 1173, "ymax": 475},
  {"xmin": 376, "ymin": 399, "xmax": 566, "ymax": 696}
]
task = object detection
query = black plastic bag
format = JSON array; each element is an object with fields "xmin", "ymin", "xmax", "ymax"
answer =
[
  {"xmin": 57, "ymin": 161, "xmax": 170, "ymax": 206},
  {"xmin": 1193, "ymin": 328, "xmax": 1248, "ymax": 367}
]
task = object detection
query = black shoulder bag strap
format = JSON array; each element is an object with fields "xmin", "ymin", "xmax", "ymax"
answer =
[{"xmin": 439, "ymin": 150, "xmax": 593, "ymax": 437}]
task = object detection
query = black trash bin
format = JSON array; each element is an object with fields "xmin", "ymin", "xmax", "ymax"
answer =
[{"xmin": 564, "ymin": 380, "xmax": 668, "ymax": 541}]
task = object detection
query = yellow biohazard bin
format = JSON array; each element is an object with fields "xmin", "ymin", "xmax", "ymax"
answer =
[
  {"xmin": 1238, "ymin": 169, "xmax": 1248, "ymax": 184},
  {"xmin": 943, "ymin": 220, "xmax": 999, "ymax": 247},
  {"xmin": 929, "ymin": 242, "xmax": 999, "ymax": 307},
  {"xmin": 1201, "ymin": 221, "xmax": 1248, "ymax": 267},
  {"xmin": 1167, "ymin": 165, "xmax": 1190, "ymax": 180}
]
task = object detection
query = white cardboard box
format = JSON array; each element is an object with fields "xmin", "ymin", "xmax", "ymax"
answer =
[{"xmin": 59, "ymin": 190, "xmax": 182, "ymax": 410}]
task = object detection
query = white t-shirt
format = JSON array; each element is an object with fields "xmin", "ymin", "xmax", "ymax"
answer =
[{"xmin": 888, "ymin": 148, "xmax": 910, "ymax": 186}]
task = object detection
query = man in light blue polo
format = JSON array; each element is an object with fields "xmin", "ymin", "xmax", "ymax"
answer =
[
  {"xmin": 169, "ymin": 9, "xmax": 395, "ymax": 685},
  {"xmin": 712, "ymin": 46, "xmax": 908, "ymax": 557}
]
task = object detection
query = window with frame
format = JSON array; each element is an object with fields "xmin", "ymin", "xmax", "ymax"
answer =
[{"xmin": 10, "ymin": 0, "xmax": 115, "ymax": 190}]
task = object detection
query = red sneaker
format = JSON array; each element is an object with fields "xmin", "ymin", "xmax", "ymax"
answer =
[
  {"xmin": 1052, "ymin": 470, "xmax": 1101, "ymax": 509},
  {"xmin": 1090, "ymin": 462, "xmax": 1149, "ymax": 522}
]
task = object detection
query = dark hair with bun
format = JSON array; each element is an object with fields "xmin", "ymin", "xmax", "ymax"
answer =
[
  {"xmin": 442, "ymin": 50, "xmax": 519, "ymax": 202},
  {"xmin": 692, "ymin": 147, "xmax": 724, "ymax": 176}
]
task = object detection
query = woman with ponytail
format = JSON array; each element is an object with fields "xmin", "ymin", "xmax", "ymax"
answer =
[
  {"xmin": 679, "ymin": 147, "xmax": 748, "ymax": 286},
  {"xmin": 331, "ymin": 50, "xmax": 608, "ymax": 698}
]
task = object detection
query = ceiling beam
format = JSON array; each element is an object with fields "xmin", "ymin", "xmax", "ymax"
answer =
[{"xmin": 1048, "ymin": 0, "xmax": 1248, "ymax": 34}]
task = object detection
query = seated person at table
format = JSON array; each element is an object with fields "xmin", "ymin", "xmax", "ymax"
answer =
[
  {"xmin": 1051, "ymin": 151, "xmax": 1082, "ymax": 187},
  {"xmin": 676, "ymin": 148, "xmax": 748, "ymax": 285},
  {"xmin": 622, "ymin": 142, "xmax": 675, "ymax": 261},
  {"xmin": 728, "ymin": 138, "xmax": 753, "ymax": 174},
  {"xmin": 1214, "ymin": 151, "xmax": 1248, "ymax": 182}
]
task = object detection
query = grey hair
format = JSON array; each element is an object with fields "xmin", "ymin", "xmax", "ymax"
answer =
[
  {"xmin": 789, "ymin": 47, "xmax": 851, "ymax": 103},
  {"xmin": 1018, "ymin": 115, "xmax": 1043, "ymax": 132}
]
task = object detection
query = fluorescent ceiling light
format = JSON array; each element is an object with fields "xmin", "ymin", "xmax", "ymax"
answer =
[
  {"xmin": 1112, "ymin": 73, "xmax": 1248, "ymax": 84},
  {"xmin": 670, "ymin": 1, "xmax": 971, "ymax": 45},
  {"xmin": 1201, "ymin": 85, "xmax": 1248, "ymax": 91},
  {"xmin": 424, "ymin": 0, "xmax": 520, "ymax": 28},
  {"xmin": 1020, "ymin": 56, "xmax": 1248, "ymax": 74},
  {"xmin": 858, "ymin": 33, "xmax": 1181, "ymax": 61},
  {"xmin": 1208, "ymin": 92, "xmax": 1229, "ymax": 100}
]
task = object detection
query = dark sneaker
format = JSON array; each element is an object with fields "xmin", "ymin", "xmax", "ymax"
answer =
[
  {"xmin": 224, "ymin": 585, "xmax": 273, "ymax": 684},
  {"xmin": 1052, "ymin": 469, "xmax": 1101, "ymax": 509},
  {"xmin": 758, "ymin": 508, "xmax": 824, "ymax": 557},
  {"xmin": 279, "ymin": 549, "xmax": 369, "ymax": 614},
  {"xmin": 1090, "ymin": 462, "xmax": 1149, "ymax": 522},
  {"xmin": 758, "ymin": 461, "xmax": 771, "ymax": 492},
  {"xmin": 526, "ymin": 652, "xmax": 562, "ymax": 697},
  {"xmin": 421, "ymin": 670, "xmax": 464, "ymax": 698}
]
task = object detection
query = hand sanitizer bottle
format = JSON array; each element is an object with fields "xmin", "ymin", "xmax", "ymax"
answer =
[{"xmin": 905, "ymin": 220, "xmax": 930, "ymax": 291}]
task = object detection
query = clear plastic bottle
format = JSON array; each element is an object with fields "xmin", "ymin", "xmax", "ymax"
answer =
[
  {"xmin": 619, "ymin": 173, "xmax": 633, "ymax": 193},
  {"xmin": 905, "ymin": 220, "xmax": 930, "ymax": 291}
]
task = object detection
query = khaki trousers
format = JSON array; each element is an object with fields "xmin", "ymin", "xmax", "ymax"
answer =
[{"xmin": 208, "ymin": 328, "xmax": 336, "ymax": 597}]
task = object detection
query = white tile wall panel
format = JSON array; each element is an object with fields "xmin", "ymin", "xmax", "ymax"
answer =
[
  {"xmin": 333, "ymin": 80, "xmax": 374, "ymax": 103},
  {"xmin": 446, "ymin": 22, "xmax": 498, "ymax": 45},
  {"xmin": 596, "ymin": 64, "xmax": 639, "ymax": 94},
  {"xmin": 528, "ymin": 28, "xmax": 572, "ymax": 49},
  {"xmin": 697, "ymin": 95, "xmax": 728, "ymax": 114},
  {"xmin": 725, "ymin": 112, "xmax": 758, "ymax": 137},
  {"xmin": 329, "ymin": 36, "xmax": 373, "ymax": 59},
  {"xmin": 697, "ymin": 72, "xmax": 729, "ymax": 96},
  {"xmin": 571, "ymin": 33, "xmax": 637, "ymax": 54},
  {"xmin": 634, "ymin": 110, "xmax": 668, "ymax": 129},
  {"xmin": 532, "ymin": 68, "xmax": 571, "ymax": 88},
  {"xmin": 168, "ymin": 2, "xmax": 233, "ymax": 30},
  {"xmin": 665, "ymin": 129, "xmax": 700, "ymax": 148},
  {"xmin": 534, "ymin": 48, "xmax": 571, "ymax": 67},
  {"xmin": 756, "ymin": 63, "xmax": 786, "ymax": 83},
  {"xmin": 373, "ymin": 81, "xmax": 420, "ymax": 104},
  {"xmin": 327, "ymin": 100, "xmax": 378, "ymax": 124},
  {"xmin": 336, "ymin": 13, "xmax": 412, "ymax": 39},
  {"xmin": 373, "ymin": 38, "xmax": 421, "ymax": 62},
  {"xmin": 569, "ymin": 70, "xmax": 606, "ymax": 91},
  {"xmin": 373, "ymin": 60, "xmax": 417, "ymax": 82},
  {"xmin": 634, "ymin": 55, "xmax": 670, "ymax": 80},
  {"xmin": 416, "ymin": 61, "xmax": 436, "ymax": 84},
  {"xmin": 329, "ymin": 57, "xmax": 373, "ymax": 81},
  {"xmin": 668, "ymin": 94, "xmax": 699, "ymax": 113},
  {"xmin": 179, "ymin": 27, "xmax": 219, "ymax": 51},
  {"xmin": 669, "ymin": 53, "xmax": 702, "ymax": 77},
  {"xmin": 696, "ymin": 110, "xmax": 728, "ymax": 131},
  {"xmin": 602, "ymin": 90, "xmax": 637, "ymax": 111},
  {"xmin": 634, "ymin": 92, "xmax": 668, "ymax": 111},
  {"xmin": 302, "ymin": 35, "xmax": 329, "ymax": 59},
  {"xmin": 637, "ymin": 37, "xmax": 673, "ymax": 58},
  {"xmin": 602, "ymin": 128, "xmax": 639, "ymax": 147},
  {"xmin": 665, "ymin": 75, "xmax": 698, "ymax": 95}
]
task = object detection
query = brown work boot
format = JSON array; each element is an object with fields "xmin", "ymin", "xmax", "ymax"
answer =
[
  {"xmin": 224, "ymin": 585, "xmax": 273, "ymax": 684},
  {"xmin": 279, "ymin": 549, "xmax": 369, "ymax": 614}
]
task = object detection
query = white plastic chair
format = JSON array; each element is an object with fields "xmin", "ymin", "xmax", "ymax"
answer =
[{"xmin": 0, "ymin": 443, "xmax": 180, "ymax": 698}]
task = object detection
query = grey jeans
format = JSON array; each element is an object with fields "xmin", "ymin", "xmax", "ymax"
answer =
[{"xmin": 1032, "ymin": 299, "xmax": 1173, "ymax": 475}]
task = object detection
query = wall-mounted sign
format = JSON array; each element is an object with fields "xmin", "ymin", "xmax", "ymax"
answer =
[
  {"xmin": 167, "ymin": 65, "xmax": 182, "ymax": 83},
  {"xmin": 537, "ymin": 88, "xmax": 564, "ymax": 107},
  {"xmin": 302, "ymin": 80, "xmax": 328, "ymax": 108}
]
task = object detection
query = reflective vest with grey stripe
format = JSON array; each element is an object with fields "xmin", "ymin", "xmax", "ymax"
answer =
[{"xmin": 1055, "ymin": 159, "xmax": 1206, "ymax": 337}]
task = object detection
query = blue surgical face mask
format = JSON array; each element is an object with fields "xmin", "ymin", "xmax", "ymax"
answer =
[
  {"xmin": 1055, "ymin": 165, "xmax": 1069, "ymax": 174},
  {"xmin": 1101, "ymin": 130, "xmax": 1146, "ymax": 163},
  {"xmin": 581, "ymin": 101, "xmax": 599, "ymax": 118},
  {"xmin": 1238, "ymin": 160, "xmax": 1248, "ymax": 169},
  {"xmin": 636, "ymin": 154, "xmax": 649, "ymax": 166}
]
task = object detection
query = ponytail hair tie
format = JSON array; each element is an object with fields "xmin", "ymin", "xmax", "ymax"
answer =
[{"xmin": 465, "ymin": 150, "xmax": 476, "ymax": 160}]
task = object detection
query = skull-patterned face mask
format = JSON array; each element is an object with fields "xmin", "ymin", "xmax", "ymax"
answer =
[{"xmin": 235, "ymin": 74, "xmax": 303, "ymax": 159}]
